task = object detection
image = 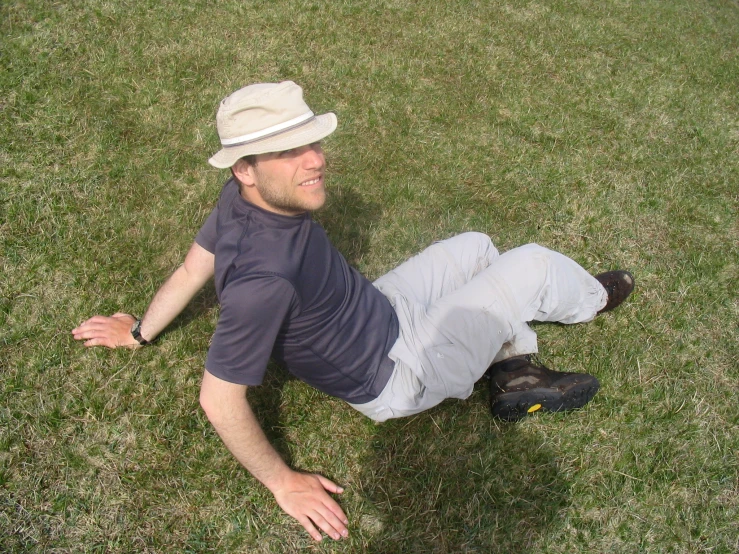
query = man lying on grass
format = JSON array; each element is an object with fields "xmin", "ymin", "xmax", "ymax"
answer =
[{"xmin": 72, "ymin": 81, "xmax": 634, "ymax": 542}]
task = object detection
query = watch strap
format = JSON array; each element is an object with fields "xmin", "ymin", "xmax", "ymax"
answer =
[{"xmin": 130, "ymin": 319, "xmax": 150, "ymax": 346}]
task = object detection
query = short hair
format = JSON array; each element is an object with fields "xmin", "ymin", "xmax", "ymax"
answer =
[{"xmin": 238, "ymin": 154, "xmax": 257, "ymax": 167}]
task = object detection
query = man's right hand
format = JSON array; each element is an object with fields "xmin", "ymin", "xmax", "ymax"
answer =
[
  {"xmin": 200, "ymin": 372, "xmax": 351, "ymax": 542},
  {"xmin": 271, "ymin": 470, "xmax": 349, "ymax": 542},
  {"xmin": 72, "ymin": 313, "xmax": 140, "ymax": 348}
]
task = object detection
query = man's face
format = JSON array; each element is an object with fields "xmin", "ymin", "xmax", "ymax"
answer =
[{"xmin": 240, "ymin": 142, "xmax": 327, "ymax": 216}]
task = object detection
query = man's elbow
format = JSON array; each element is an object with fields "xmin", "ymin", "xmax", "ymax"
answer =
[
  {"xmin": 199, "ymin": 386, "xmax": 216, "ymax": 421},
  {"xmin": 199, "ymin": 374, "xmax": 222, "ymax": 424},
  {"xmin": 199, "ymin": 371, "xmax": 248, "ymax": 425}
]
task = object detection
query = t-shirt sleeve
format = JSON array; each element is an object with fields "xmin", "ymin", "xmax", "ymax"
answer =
[
  {"xmin": 194, "ymin": 206, "xmax": 219, "ymax": 254},
  {"xmin": 204, "ymin": 274, "xmax": 298, "ymax": 385}
]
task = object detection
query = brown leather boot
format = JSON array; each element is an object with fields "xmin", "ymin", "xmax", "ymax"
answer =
[
  {"xmin": 595, "ymin": 270, "xmax": 635, "ymax": 314},
  {"xmin": 489, "ymin": 355, "xmax": 600, "ymax": 422}
]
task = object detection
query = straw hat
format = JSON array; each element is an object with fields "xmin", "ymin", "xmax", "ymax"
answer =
[{"xmin": 208, "ymin": 81, "xmax": 337, "ymax": 168}]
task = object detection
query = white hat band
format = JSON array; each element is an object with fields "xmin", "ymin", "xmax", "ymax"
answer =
[{"xmin": 220, "ymin": 111, "xmax": 315, "ymax": 147}]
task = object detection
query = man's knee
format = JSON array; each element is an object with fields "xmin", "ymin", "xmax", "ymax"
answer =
[
  {"xmin": 512, "ymin": 243, "xmax": 551, "ymax": 259},
  {"xmin": 500, "ymin": 243, "xmax": 565, "ymax": 277},
  {"xmin": 517, "ymin": 242, "xmax": 544, "ymax": 251},
  {"xmin": 439, "ymin": 232, "xmax": 498, "ymax": 277},
  {"xmin": 444, "ymin": 232, "xmax": 498, "ymax": 257},
  {"xmin": 461, "ymin": 231, "xmax": 494, "ymax": 248}
]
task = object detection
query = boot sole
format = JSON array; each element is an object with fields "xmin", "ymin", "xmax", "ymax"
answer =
[{"xmin": 491, "ymin": 380, "xmax": 600, "ymax": 422}]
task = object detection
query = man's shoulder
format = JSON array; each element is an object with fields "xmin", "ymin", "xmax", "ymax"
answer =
[
  {"xmin": 217, "ymin": 224, "xmax": 315, "ymax": 301},
  {"xmin": 217, "ymin": 256, "xmax": 301, "ymax": 320},
  {"xmin": 221, "ymin": 267, "xmax": 297, "ymax": 300}
]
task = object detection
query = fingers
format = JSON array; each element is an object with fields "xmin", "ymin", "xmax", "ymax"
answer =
[
  {"xmin": 315, "ymin": 476, "xmax": 349, "ymax": 527},
  {"xmin": 73, "ymin": 321, "xmax": 120, "ymax": 335},
  {"xmin": 309, "ymin": 505, "xmax": 350, "ymax": 541},
  {"xmin": 82, "ymin": 337, "xmax": 108, "ymax": 348},
  {"xmin": 72, "ymin": 316, "xmax": 105, "ymax": 332},
  {"xmin": 302, "ymin": 477, "xmax": 348, "ymax": 541},
  {"xmin": 297, "ymin": 515, "xmax": 323, "ymax": 542},
  {"xmin": 73, "ymin": 313, "xmax": 134, "ymax": 330},
  {"xmin": 82, "ymin": 337, "xmax": 137, "ymax": 349},
  {"xmin": 72, "ymin": 324, "xmax": 113, "ymax": 341},
  {"xmin": 274, "ymin": 472, "xmax": 349, "ymax": 541},
  {"xmin": 316, "ymin": 474, "xmax": 344, "ymax": 495},
  {"xmin": 72, "ymin": 318, "xmax": 111, "ymax": 337},
  {"xmin": 71, "ymin": 313, "xmax": 137, "ymax": 349},
  {"xmin": 297, "ymin": 504, "xmax": 348, "ymax": 542}
]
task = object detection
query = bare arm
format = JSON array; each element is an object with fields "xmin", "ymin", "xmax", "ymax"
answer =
[
  {"xmin": 72, "ymin": 241, "xmax": 215, "ymax": 347},
  {"xmin": 199, "ymin": 369, "xmax": 349, "ymax": 542}
]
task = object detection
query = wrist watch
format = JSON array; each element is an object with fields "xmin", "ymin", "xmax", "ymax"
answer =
[{"xmin": 130, "ymin": 319, "xmax": 151, "ymax": 346}]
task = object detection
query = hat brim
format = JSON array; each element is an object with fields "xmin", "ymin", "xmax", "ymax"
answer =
[{"xmin": 208, "ymin": 112, "xmax": 337, "ymax": 169}]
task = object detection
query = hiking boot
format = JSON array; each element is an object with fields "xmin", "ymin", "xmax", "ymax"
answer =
[
  {"xmin": 595, "ymin": 270, "xmax": 635, "ymax": 314},
  {"xmin": 489, "ymin": 355, "xmax": 600, "ymax": 422}
]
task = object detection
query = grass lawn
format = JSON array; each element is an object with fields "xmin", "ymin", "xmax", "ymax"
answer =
[{"xmin": 2, "ymin": 0, "xmax": 737, "ymax": 552}]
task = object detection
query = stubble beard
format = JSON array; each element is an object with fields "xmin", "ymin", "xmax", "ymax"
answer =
[{"xmin": 255, "ymin": 170, "xmax": 325, "ymax": 215}]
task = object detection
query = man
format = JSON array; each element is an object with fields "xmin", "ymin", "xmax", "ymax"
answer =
[{"xmin": 72, "ymin": 81, "xmax": 634, "ymax": 542}]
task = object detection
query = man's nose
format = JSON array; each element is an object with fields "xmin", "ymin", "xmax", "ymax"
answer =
[{"xmin": 300, "ymin": 144, "xmax": 324, "ymax": 169}]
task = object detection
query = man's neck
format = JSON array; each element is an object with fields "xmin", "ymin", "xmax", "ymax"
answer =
[{"xmin": 238, "ymin": 188, "xmax": 308, "ymax": 217}]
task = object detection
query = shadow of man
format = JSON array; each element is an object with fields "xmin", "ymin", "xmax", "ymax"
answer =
[{"xmin": 356, "ymin": 388, "xmax": 572, "ymax": 552}]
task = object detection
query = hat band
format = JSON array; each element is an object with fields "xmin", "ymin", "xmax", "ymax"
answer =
[{"xmin": 220, "ymin": 111, "xmax": 315, "ymax": 147}]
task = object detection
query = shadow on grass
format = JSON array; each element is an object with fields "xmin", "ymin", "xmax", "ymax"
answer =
[
  {"xmin": 358, "ymin": 387, "xmax": 571, "ymax": 553},
  {"xmin": 313, "ymin": 182, "xmax": 381, "ymax": 269}
]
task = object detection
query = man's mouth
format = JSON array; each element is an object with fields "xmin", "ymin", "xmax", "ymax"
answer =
[{"xmin": 300, "ymin": 176, "xmax": 323, "ymax": 187}]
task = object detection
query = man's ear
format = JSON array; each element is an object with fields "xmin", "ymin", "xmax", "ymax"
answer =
[{"xmin": 232, "ymin": 159, "xmax": 256, "ymax": 187}]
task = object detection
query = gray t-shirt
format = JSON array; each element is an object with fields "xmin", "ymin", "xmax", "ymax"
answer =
[{"xmin": 195, "ymin": 179, "xmax": 398, "ymax": 404}]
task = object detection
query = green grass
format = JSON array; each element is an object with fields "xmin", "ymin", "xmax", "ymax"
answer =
[{"xmin": 2, "ymin": 0, "xmax": 737, "ymax": 552}]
